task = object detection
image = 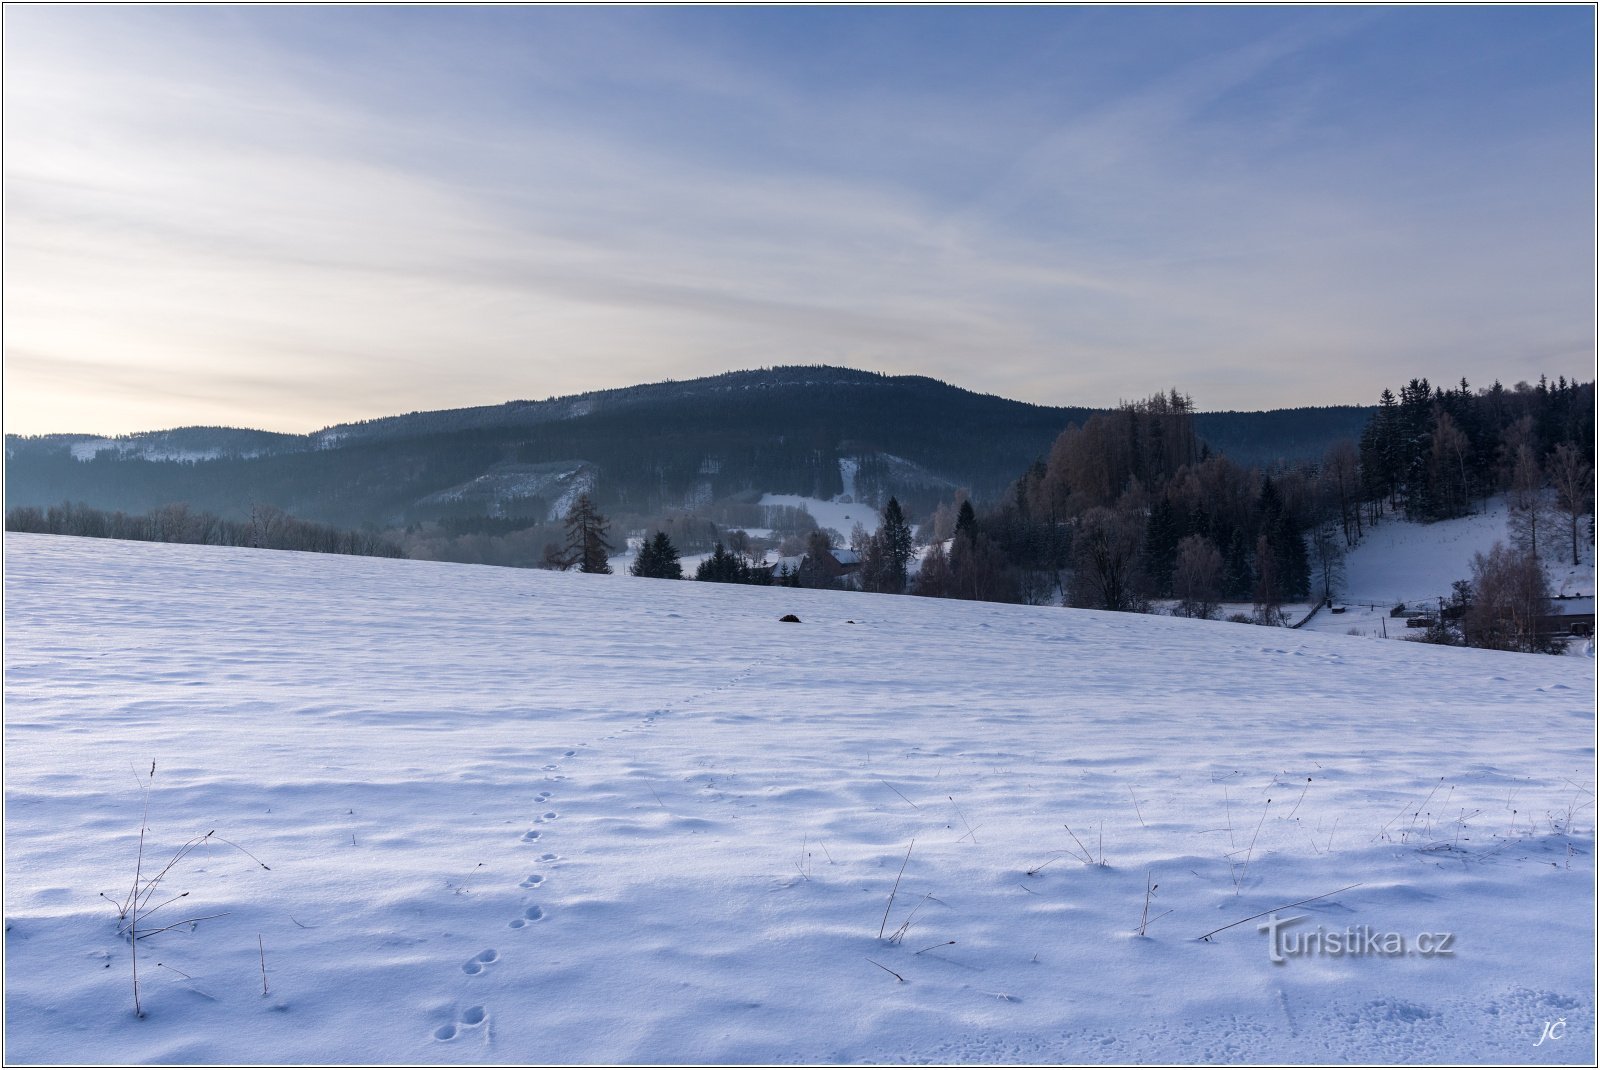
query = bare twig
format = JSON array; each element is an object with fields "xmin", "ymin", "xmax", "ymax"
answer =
[
  {"xmin": 133, "ymin": 912, "xmax": 232, "ymax": 940},
  {"xmin": 1286, "ymin": 777, "xmax": 1312, "ymax": 820},
  {"xmin": 216, "ymin": 836, "xmax": 271, "ymax": 871},
  {"xmin": 1136, "ymin": 869, "xmax": 1162, "ymax": 936},
  {"xmin": 889, "ymin": 893, "xmax": 933, "ymax": 944},
  {"xmin": 1197, "ymin": 882, "xmax": 1364, "ymax": 942},
  {"xmin": 128, "ymin": 761, "xmax": 154, "ymax": 1018},
  {"xmin": 878, "ymin": 841, "xmax": 914, "ymax": 940},
  {"xmin": 866, "ymin": 958, "xmax": 905, "ymax": 982},
  {"xmin": 1234, "ymin": 798, "xmax": 1271, "ymax": 894},
  {"xmin": 258, "ymin": 935, "xmax": 268, "ymax": 996},
  {"xmin": 881, "ymin": 780, "xmax": 919, "ymax": 809},
  {"xmin": 1063, "ymin": 824, "xmax": 1095, "ymax": 866},
  {"xmin": 1025, "ymin": 853, "xmax": 1064, "ymax": 877},
  {"xmin": 949, "ymin": 797, "xmax": 978, "ymax": 844}
]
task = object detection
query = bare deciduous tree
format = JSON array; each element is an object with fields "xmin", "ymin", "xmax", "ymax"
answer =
[
  {"xmin": 1461, "ymin": 542, "xmax": 1555, "ymax": 653},
  {"xmin": 1546, "ymin": 442, "xmax": 1593, "ymax": 567},
  {"xmin": 1309, "ymin": 518, "xmax": 1346, "ymax": 603},
  {"xmin": 1068, "ymin": 506, "xmax": 1144, "ymax": 612},
  {"xmin": 1172, "ymin": 534, "xmax": 1223, "ymax": 620},
  {"xmin": 1506, "ymin": 445, "xmax": 1553, "ymax": 560}
]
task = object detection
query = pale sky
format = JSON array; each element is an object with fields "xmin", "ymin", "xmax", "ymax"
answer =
[{"xmin": 3, "ymin": 6, "xmax": 1594, "ymax": 435}]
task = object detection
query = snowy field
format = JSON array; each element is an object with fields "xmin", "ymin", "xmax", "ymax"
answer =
[{"xmin": 3, "ymin": 533, "xmax": 1595, "ymax": 1064}]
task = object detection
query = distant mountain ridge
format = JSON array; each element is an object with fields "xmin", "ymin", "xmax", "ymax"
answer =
[{"xmin": 5, "ymin": 366, "xmax": 1372, "ymax": 529}]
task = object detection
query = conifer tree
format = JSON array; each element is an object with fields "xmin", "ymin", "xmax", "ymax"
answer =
[
  {"xmin": 955, "ymin": 499, "xmax": 978, "ymax": 544},
  {"xmin": 696, "ymin": 542, "xmax": 739, "ymax": 582},
  {"xmin": 879, "ymin": 497, "xmax": 914, "ymax": 593},
  {"xmin": 630, "ymin": 530, "xmax": 683, "ymax": 579}
]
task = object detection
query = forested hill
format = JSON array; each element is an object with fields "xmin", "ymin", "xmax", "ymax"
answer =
[{"xmin": 5, "ymin": 366, "xmax": 1370, "ymax": 529}]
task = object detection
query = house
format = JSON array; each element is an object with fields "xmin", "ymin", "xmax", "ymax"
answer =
[
  {"xmin": 753, "ymin": 547, "xmax": 861, "ymax": 586},
  {"xmin": 813, "ymin": 547, "xmax": 860, "ymax": 582}
]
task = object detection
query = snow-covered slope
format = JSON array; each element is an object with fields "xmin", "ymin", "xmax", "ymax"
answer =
[
  {"xmin": 3, "ymin": 534, "xmax": 1594, "ymax": 1064},
  {"xmin": 1300, "ymin": 500, "xmax": 1594, "ymax": 642},
  {"xmin": 756, "ymin": 494, "xmax": 880, "ymax": 540},
  {"xmin": 1341, "ymin": 499, "xmax": 1592, "ymax": 607}
]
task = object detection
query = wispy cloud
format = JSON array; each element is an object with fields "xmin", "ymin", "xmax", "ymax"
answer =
[{"xmin": 3, "ymin": 6, "xmax": 1592, "ymax": 434}]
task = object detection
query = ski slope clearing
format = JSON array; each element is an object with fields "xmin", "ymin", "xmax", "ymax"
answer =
[
  {"xmin": 1340, "ymin": 499, "xmax": 1593, "ymax": 608},
  {"xmin": 1300, "ymin": 499, "xmax": 1594, "ymax": 644},
  {"xmin": 3, "ymin": 534, "xmax": 1595, "ymax": 1064},
  {"xmin": 757, "ymin": 494, "xmax": 880, "ymax": 540}
]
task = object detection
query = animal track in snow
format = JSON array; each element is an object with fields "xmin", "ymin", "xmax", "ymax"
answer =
[
  {"xmin": 509, "ymin": 905, "xmax": 545, "ymax": 928},
  {"xmin": 433, "ymin": 1004, "xmax": 488, "ymax": 1041},
  {"xmin": 534, "ymin": 811, "xmax": 558, "ymax": 823},
  {"xmin": 519, "ymin": 874, "xmax": 544, "ymax": 888},
  {"xmin": 461, "ymin": 949, "xmax": 498, "ymax": 975},
  {"xmin": 539, "ymin": 852, "xmax": 559, "ymax": 862}
]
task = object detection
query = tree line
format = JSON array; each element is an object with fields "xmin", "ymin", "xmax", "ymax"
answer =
[
  {"xmin": 1357, "ymin": 375, "xmax": 1593, "ymax": 564},
  {"xmin": 903, "ymin": 376, "xmax": 1592, "ymax": 653},
  {"xmin": 5, "ymin": 501, "xmax": 406, "ymax": 558}
]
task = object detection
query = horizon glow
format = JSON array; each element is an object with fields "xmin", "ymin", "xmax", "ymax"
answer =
[{"xmin": 3, "ymin": 6, "xmax": 1593, "ymax": 435}]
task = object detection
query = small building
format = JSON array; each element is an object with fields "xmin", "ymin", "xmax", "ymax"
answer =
[{"xmin": 814, "ymin": 547, "xmax": 860, "ymax": 581}]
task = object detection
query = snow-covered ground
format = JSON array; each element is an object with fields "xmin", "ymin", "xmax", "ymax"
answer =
[
  {"xmin": 3, "ymin": 533, "xmax": 1595, "ymax": 1064},
  {"xmin": 757, "ymin": 494, "xmax": 880, "ymax": 541},
  {"xmin": 1300, "ymin": 500, "xmax": 1594, "ymax": 642}
]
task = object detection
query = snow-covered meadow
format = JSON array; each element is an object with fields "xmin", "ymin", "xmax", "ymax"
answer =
[{"xmin": 3, "ymin": 533, "xmax": 1595, "ymax": 1063}]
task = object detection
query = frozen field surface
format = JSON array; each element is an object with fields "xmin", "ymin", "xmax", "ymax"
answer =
[{"xmin": 3, "ymin": 533, "xmax": 1595, "ymax": 1064}]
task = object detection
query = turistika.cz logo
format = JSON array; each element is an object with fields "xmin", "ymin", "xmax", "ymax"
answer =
[{"xmin": 1257, "ymin": 913, "xmax": 1456, "ymax": 964}]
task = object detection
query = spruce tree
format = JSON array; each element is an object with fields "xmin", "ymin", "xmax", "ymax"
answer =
[
  {"xmin": 880, "ymin": 497, "xmax": 914, "ymax": 594},
  {"xmin": 1141, "ymin": 495, "xmax": 1181, "ymax": 595},
  {"xmin": 631, "ymin": 530, "xmax": 682, "ymax": 579},
  {"xmin": 696, "ymin": 542, "xmax": 739, "ymax": 582},
  {"xmin": 955, "ymin": 499, "xmax": 978, "ymax": 544}
]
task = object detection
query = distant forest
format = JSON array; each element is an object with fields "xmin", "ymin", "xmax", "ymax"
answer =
[
  {"xmin": 4, "ymin": 368, "xmax": 1371, "ymax": 540},
  {"xmin": 5, "ymin": 501, "xmax": 405, "ymax": 559},
  {"xmin": 897, "ymin": 375, "xmax": 1594, "ymax": 642}
]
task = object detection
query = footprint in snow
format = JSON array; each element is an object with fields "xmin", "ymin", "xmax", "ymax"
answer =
[
  {"xmin": 461, "ymin": 949, "xmax": 498, "ymax": 975},
  {"xmin": 509, "ymin": 905, "xmax": 545, "ymax": 928},
  {"xmin": 534, "ymin": 811, "xmax": 558, "ymax": 823},
  {"xmin": 539, "ymin": 852, "xmax": 559, "ymax": 862},
  {"xmin": 433, "ymin": 1005, "xmax": 488, "ymax": 1041},
  {"xmin": 521, "ymin": 830, "xmax": 541, "ymax": 842},
  {"xmin": 519, "ymin": 874, "xmax": 544, "ymax": 888}
]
